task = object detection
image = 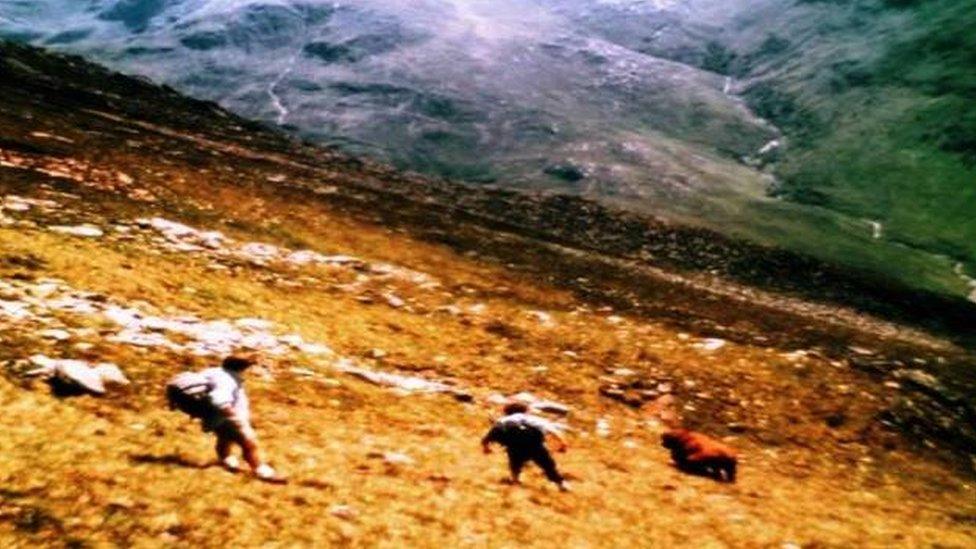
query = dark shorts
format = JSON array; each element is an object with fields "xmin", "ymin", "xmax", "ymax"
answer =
[{"xmin": 203, "ymin": 416, "xmax": 255, "ymax": 442}]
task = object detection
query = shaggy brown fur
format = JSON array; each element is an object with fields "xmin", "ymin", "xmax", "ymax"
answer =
[{"xmin": 662, "ymin": 429, "xmax": 737, "ymax": 483}]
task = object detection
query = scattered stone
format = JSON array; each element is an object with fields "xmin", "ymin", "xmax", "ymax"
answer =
[
  {"xmin": 94, "ymin": 363, "xmax": 130, "ymax": 386},
  {"xmin": 0, "ymin": 300, "xmax": 33, "ymax": 320},
  {"xmin": 695, "ymin": 338, "xmax": 727, "ymax": 352},
  {"xmin": 39, "ymin": 328, "xmax": 71, "ymax": 341},
  {"xmin": 239, "ymin": 242, "xmax": 281, "ymax": 263},
  {"xmin": 508, "ymin": 391, "xmax": 564, "ymax": 413},
  {"xmin": 435, "ymin": 305, "xmax": 462, "ymax": 316},
  {"xmin": 26, "ymin": 354, "xmax": 128, "ymax": 395},
  {"xmin": 893, "ymin": 369, "xmax": 958, "ymax": 403},
  {"xmin": 337, "ymin": 361, "xmax": 452, "ymax": 394},
  {"xmin": 534, "ymin": 400, "xmax": 570, "ymax": 416},
  {"xmin": 30, "ymin": 131, "xmax": 74, "ymax": 144},
  {"xmin": 599, "ymin": 368, "xmax": 668, "ymax": 408},
  {"xmin": 1, "ymin": 278, "xmax": 337, "ymax": 359},
  {"xmin": 49, "ymin": 225, "xmax": 104, "ymax": 238},
  {"xmin": 373, "ymin": 452, "xmax": 414, "ymax": 466},
  {"xmin": 849, "ymin": 346, "xmax": 875, "ymax": 356},
  {"xmin": 383, "ymin": 293, "xmax": 406, "ymax": 309},
  {"xmin": 526, "ymin": 310, "xmax": 555, "ymax": 326},
  {"xmin": 329, "ymin": 505, "xmax": 357, "ymax": 521}
]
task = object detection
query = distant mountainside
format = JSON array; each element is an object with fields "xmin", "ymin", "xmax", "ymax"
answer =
[{"xmin": 2, "ymin": 0, "xmax": 973, "ymax": 301}]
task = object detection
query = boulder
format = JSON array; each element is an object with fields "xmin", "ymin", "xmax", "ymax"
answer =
[{"xmin": 26, "ymin": 355, "xmax": 128, "ymax": 395}]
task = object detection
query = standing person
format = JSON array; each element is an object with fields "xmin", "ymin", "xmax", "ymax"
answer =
[
  {"xmin": 482, "ymin": 402, "xmax": 570, "ymax": 491},
  {"xmin": 167, "ymin": 355, "xmax": 284, "ymax": 483}
]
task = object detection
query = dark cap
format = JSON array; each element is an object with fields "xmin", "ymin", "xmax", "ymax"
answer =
[
  {"xmin": 222, "ymin": 355, "xmax": 256, "ymax": 371},
  {"xmin": 503, "ymin": 401, "xmax": 529, "ymax": 415}
]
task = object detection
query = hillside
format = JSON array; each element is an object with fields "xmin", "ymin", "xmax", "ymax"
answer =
[
  {"xmin": 4, "ymin": 0, "xmax": 975, "ymax": 302},
  {"xmin": 1, "ymin": 41, "xmax": 976, "ymax": 547}
]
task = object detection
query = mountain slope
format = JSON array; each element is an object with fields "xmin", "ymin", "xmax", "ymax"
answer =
[
  {"xmin": 0, "ymin": 0, "xmax": 775, "ymax": 193},
  {"xmin": 8, "ymin": 0, "xmax": 976, "ymax": 302},
  {"xmin": 632, "ymin": 0, "xmax": 976, "ymax": 295},
  {"xmin": 1, "ymin": 39, "xmax": 976, "ymax": 547}
]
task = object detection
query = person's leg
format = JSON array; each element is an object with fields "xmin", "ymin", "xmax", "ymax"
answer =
[
  {"xmin": 506, "ymin": 447, "xmax": 528, "ymax": 484},
  {"xmin": 531, "ymin": 445, "xmax": 566, "ymax": 488},
  {"xmin": 233, "ymin": 424, "xmax": 263, "ymax": 471},
  {"xmin": 215, "ymin": 432, "xmax": 239, "ymax": 470},
  {"xmin": 215, "ymin": 434, "xmax": 232, "ymax": 460}
]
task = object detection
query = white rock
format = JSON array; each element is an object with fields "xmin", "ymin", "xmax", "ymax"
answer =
[
  {"xmin": 2, "ymin": 201, "xmax": 30, "ymax": 212},
  {"xmin": 296, "ymin": 342, "xmax": 332, "ymax": 356},
  {"xmin": 338, "ymin": 363, "xmax": 451, "ymax": 394},
  {"xmin": 533, "ymin": 400, "xmax": 571, "ymax": 416},
  {"xmin": 527, "ymin": 310, "xmax": 555, "ymax": 326},
  {"xmin": 46, "ymin": 296, "xmax": 99, "ymax": 315},
  {"xmin": 27, "ymin": 355, "xmax": 126, "ymax": 394},
  {"xmin": 93, "ymin": 363, "xmax": 130, "ymax": 386},
  {"xmin": 284, "ymin": 250, "xmax": 325, "ymax": 265},
  {"xmin": 49, "ymin": 225, "xmax": 104, "ymax": 238},
  {"xmin": 329, "ymin": 505, "xmax": 357, "ymax": 521},
  {"xmin": 0, "ymin": 300, "xmax": 32, "ymax": 320},
  {"xmin": 39, "ymin": 329, "xmax": 71, "ymax": 341},
  {"xmin": 3, "ymin": 195, "xmax": 58, "ymax": 211},
  {"xmin": 237, "ymin": 242, "xmax": 282, "ymax": 261},
  {"xmin": 382, "ymin": 452, "xmax": 414, "ymax": 466},
  {"xmin": 109, "ymin": 329, "xmax": 177, "ymax": 349},
  {"xmin": 695, "ymin": 338, "xmax": 727, "ymax": 352},
  {"xmin": 383, "ymin": 293, "xmax": 406, "ymax": 308}
]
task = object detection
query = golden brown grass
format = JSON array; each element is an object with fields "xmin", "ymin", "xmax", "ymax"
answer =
[
  {"xmin": 0, "ymin": 186, "xmax": 972, "ymax": 548},
  {"xmin": 0, "ymin": 107, "xmax": 974, "ymax": 548}
]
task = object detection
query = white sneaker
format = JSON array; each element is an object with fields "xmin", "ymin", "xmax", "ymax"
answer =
[
  {"xmin": 222, "ymin": 456, "xmax": 241, "ymax": 472},
  {"xmin": 255, "ymin": 463, "xmax": 287, "ymax": 484}
]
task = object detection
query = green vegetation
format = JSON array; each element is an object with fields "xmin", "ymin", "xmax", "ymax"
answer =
[{"xmin": 729, "ymin": 0, "xmax": 976, "ymax": 279}]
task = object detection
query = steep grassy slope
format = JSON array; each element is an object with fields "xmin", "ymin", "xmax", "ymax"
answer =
[{"xmin": 1, "ymin": 40, "xmax": 976, "ymax": 547}]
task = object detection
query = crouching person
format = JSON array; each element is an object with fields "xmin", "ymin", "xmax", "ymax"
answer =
[
  {"xmin": 482, "ymin": 402, "xmax": 569, "ymax": 491},
  {"xmin": 167, "ymin": 355, "xmax": 285, "ymax": 483}
]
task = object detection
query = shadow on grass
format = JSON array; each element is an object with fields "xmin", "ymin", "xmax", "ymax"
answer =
[
  {"xmin": 129, "ymin": 453, "xmax": 212, "ymax": 470},
  {"xmin": 669, "ymin": 462, "xmax": 736, "ymax": 484}
]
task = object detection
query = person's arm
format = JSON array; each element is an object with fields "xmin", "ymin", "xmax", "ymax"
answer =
[
  {"xmin": 546, "ymin": 429, "xmax": 568, "ymax": 453},
  {"xmin": 526, "ymin": 415, "xmax": 568, "ymax": 452},
  {"xmin": 209, "ymin": 380, "xmax": 256, "ymax": 439},
  {"xmin": 482, "ymin": 425, "xmax": 501, "ymax": 454}
]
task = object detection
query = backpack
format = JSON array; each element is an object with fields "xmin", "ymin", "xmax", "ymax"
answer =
[{"xmin": 165, "ymin": 371, "xmax": 216, "ymax": 419}]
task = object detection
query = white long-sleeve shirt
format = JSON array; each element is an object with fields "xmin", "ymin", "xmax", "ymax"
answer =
[{"xmin": 201, "ymin": 366, "xmax": 251, "ymax": 429}]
